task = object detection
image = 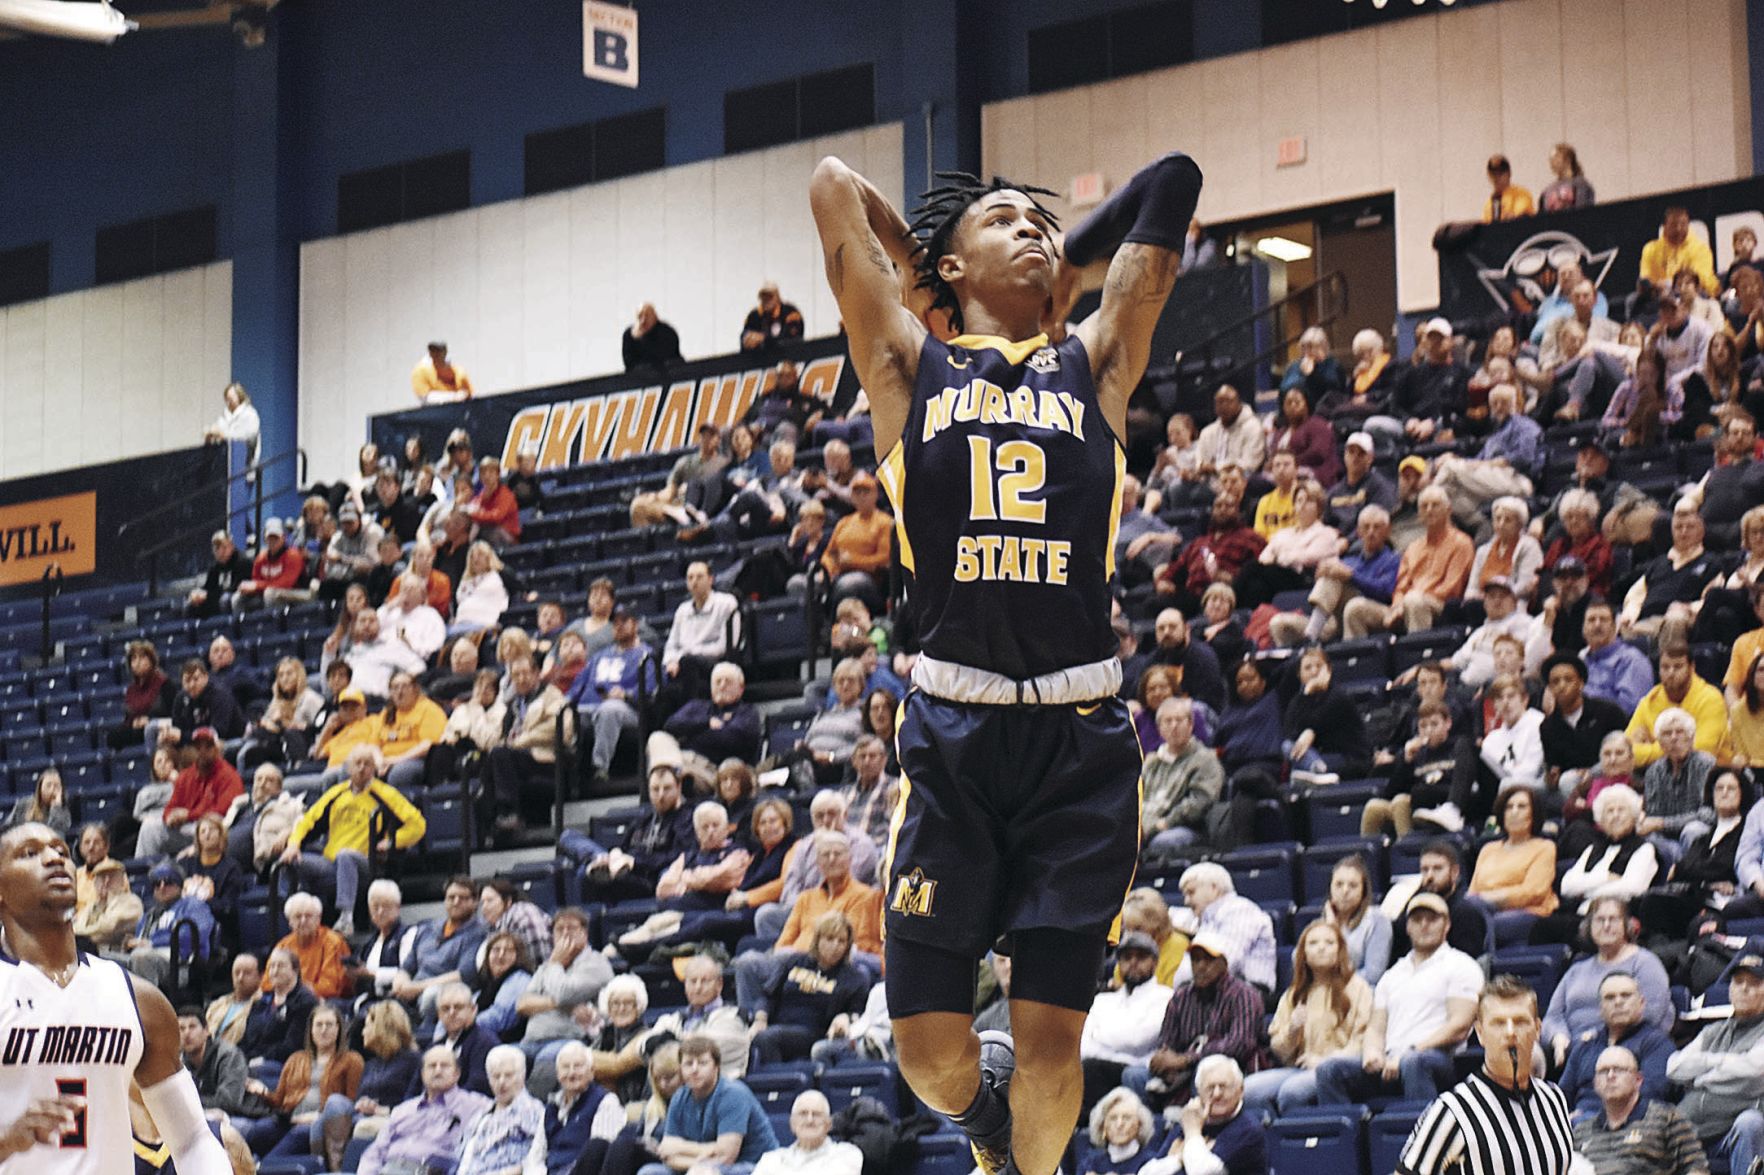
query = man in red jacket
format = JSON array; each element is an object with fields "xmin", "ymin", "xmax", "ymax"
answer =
[
  {"xmin": 138, "ymin": 727, "xmax": 244, "ymax": 858},
  {"xmin": 235, "ymin": 518, "xmax": 308, "ymax": 612},
  {"xmin": 464, "ymin": 456, "xmax": 522, "ymax": 548}
]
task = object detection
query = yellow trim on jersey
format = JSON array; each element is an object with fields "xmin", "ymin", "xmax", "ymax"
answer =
[
  {"xmin": 134, "ymin": 1136, "xmax": 173, "ymax": 1169},
  {"xmin": 947, "ymin": 332, "xmax": 1051, "ymax": 367},
  {"xmin": 1107, "ymin": 719, "xmax": 1146, "ymax": 946},
  {"xmin": 1103, "ymin": 445, "xmax": 1127, "ymax": 581},
  {"xmin": 877, "ymin": 443, "xmax": 915, "ymax": 574},
  {"xmin": 878, "ymin": 750, "xmax": 913, "ymax": 946}
]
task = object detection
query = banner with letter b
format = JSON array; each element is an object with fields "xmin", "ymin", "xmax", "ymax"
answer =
[{"xmin": 583, "ymin": 1, "xmax": 638, "ymax": 88}]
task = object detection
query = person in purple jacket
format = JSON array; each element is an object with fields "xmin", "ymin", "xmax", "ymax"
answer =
[{"xmin": 566, "ymin": 608, "xmax": 660, "ymax": 786}]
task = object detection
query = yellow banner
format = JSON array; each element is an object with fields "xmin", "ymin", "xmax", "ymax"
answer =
[{"xmin": 0, "ymin": 492, "xmax": 97, "ymax": 587}]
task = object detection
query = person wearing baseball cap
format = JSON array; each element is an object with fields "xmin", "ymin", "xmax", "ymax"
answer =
[
  {"xmin": 1668, "ymin": 947, "xmax": 1764, "ymax": 1166},
  {"xmin": 234, "ymin": 513, "xmax": 308, "ymax": 613},
  {"xmin": 819, "ymin": 467, "xmax": 890, "ymax": 615},
  {"xmin": 1440, "ymin": 571, "xmax": 1531, "ymax": 690},
  {"xmin": 1321, "ymin": 428, "xmax": 1397, "ymax": 535},
  {"xmin": 188, "ymin": 527, "xmax": 252, "ymax": 618},
  {"xmin": 1539, "ymin": 549, "xmax": 1597, "ymax": 654},
  {"xmin": 1129, "ymin": 929, "xmax": 1264, "ymax": 1107},
  {"xmin": 1314, "ymin": 887, "xmax": 1484, "ymax": 1106},
  {"xmin": 139, "ymin": 720, "xmax": 244, "ymax": 859},
  {"xmin": 126, "ymin": 859, "xmax": 219, "ymax": 989},
  {"xmin": 72, "ymin": 856, "xmax": 142, "ymax": 953},
  {"xmin": 1393, "ymin": 316, "xmax": 1469, "ymax": 444},
  {"xmin": 1078, "ymin": 931, "xmax": 1173, "ymax": 1105}
]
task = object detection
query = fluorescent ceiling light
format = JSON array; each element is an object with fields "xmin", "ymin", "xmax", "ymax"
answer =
[
  {"xmin": 1255, "ymin": 236, "xmax": 1313, "ymax": 263},
  {"xmin": 0, "ymin": 0, "xmax": 133, "ymax": 41}
]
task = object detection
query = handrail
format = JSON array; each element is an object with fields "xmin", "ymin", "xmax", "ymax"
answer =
[
  {"xmin": 117, "ymin": 446, "xmax": 309, "ymax": 594},
  {"xmin": 1166, "ymin": 269, "xmax": 1350, "ymax": 394},
  {"xmin": 39, "ymin": 564, "xmax": 63, "ymax": 662}
]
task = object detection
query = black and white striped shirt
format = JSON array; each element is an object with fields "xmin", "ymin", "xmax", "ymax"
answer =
[{"xmin": 1397, "ymin": 1069, "xmax": 1576, "ymax": 1175}]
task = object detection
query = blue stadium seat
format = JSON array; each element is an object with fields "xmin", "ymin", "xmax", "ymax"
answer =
[
  {"xmin": 912, "ymin": 1133, "xmax": 975, "ymax": 1175},
  {"xmin": 73, "ymin": 783, "xmax": 129, "ymax": 827},
  {"xmin": 1268, "ymin": 1107, "xmax": 1366, "ymax": 1175},
  {"xmin": 1219, "ymin": 844, "xmax": 1297, "ymax": 906},
  {"xmin": 1328, "ymin": 637, "xmax": 1391, "ymax": 685},
  {"xmin": 506, "ymin": 860, "xmax": 561, "ymax": 912},
  {"xmin": 1369, "ymin": 1102, "xmax": 1428, "ymax": 1175},
  {"xmin": 821, "ymin": 1061, "xmax": 900, "ymax": 1115},
  {"xmin": 422, "ymin": 786, "xmax": 470, "ymax": 859},
  {"xmin": 750, "ymin": 598, "xmax": 810, "ymax": 669},
  {"xmin": 1304, "ymin": 780, "xmax": 1387, "ymax": 843},
  {"xmin": 743, "ymin": 1063, "xmax": 815, "ymax": 1122},
  {"xmin": 1490, "ymin": 944, "xmax": 1572, "ymax": 1009},
  {"xmin": 1390, "ymin": 627, "xmax": 1469, "ymax": 675},
  {"xmin": 585, "ymin": 807, "xmax": 645, "ymax": 853}
]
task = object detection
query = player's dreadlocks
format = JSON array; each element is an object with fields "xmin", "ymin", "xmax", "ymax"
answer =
[{"xmin": 909, "ymin": 171, "xmax": 1061, "ymax": 333}]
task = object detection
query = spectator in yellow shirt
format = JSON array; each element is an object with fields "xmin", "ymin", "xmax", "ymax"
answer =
[
  {"xmin": 1482, "ymin": 154, "xmax": 1535, "ymax": 223},
  {"xmin": 280, "ymin": 745, "xmax": 427, "ymax": 936},
  {"xmin": 1253, "ymin": 451, "xmax": 1300, "ymax": 540},
  {"xmin": 820, "ymin": 471, "xmax": 893, "ymax": 614},
  {"xmin": 373, "ymin": 672, "xmax": 449, "ymax": 792},
  {"xmin": 1641, "ymin": 207, "xmax": 1719, "ymax": 296},
  {"xmin": 411, "ymin": 341, "xmax": 474, "ymax": 404},
  {"xmin": 1625, "ymin": 642, "xmax": 1730, "ymax": 769}
]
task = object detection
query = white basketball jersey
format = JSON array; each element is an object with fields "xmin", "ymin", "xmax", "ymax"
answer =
[{"xmin": 0, "ymin": 950, "xmax": 145, "ymax": 1174}]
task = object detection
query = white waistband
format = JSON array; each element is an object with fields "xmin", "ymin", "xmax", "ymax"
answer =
[{"xmin": 911, "ymin": 653, "xmax": 1123, "ymax": 706}]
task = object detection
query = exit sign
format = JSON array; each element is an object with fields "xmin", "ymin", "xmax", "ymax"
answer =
[
  {"xmin": 1277, "ymin": 136, "xmax": 1307, "ymax": 168},
  {"xmin": 1070, "ymin": 172, "xmax": 1107, "ymax": 207}
]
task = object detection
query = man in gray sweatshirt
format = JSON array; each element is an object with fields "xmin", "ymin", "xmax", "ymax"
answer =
[
  {"xmin": 1668, "ymin": 952, "xmax": 1764, "ymax": 1175},
  {"xmin": 518, "ymin": 906, "xmax": 612, "ymax": 1094}
]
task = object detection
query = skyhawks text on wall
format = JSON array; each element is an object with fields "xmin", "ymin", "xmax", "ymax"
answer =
[{"xmin": 500, "ymin": 354, "xmax": 847, "ymax": 471}]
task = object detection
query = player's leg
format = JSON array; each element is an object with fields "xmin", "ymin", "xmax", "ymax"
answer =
[
  {"xmin": 887, "ymin": 938, "xmax": 1010, "ymax": 1168},
  {"xmin": 1007, "ymin": 929, "xmax": 1111, "ymax": 1175}
]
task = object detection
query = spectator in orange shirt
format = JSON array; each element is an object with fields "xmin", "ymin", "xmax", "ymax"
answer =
[
  {"xmin": 731, "ymin": 830, "xmax": 883, "ymax": 1017},
  {"xmin": 463, "ymin": 456, "xmax": 522, "ymax": 548},
  {"xmin": 820, "ymin": 471, "xmax": 892, "ymax": 613},
  {"xmin": 1344, "ymin": 485, "xmax": 1473, "ymax": 637},
  {"xmin": 266, "ymin": 890, "xmax": 353, "ymax": 1001}
]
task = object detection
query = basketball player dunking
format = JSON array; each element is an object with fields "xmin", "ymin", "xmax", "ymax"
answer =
[
  {"xmin": 810, "ymin": 151, "xmax": 1201, "ymax": 1175},
  {"xmin": 0, "ymin": 823, "xmax": 229, "ymax": 1174}
]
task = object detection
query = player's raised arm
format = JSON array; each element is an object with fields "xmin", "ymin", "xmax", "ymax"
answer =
[
  {"xmin": 809, "ymin": 156, "xmax": 928, "ymax": 453},
  {"xmin": 130, "ymin": 973, "xmax": 233, "ymax": 1174},
  {"xmin": 1066, "ymin": 152, "xmax": 1203, "ymax": 422}
]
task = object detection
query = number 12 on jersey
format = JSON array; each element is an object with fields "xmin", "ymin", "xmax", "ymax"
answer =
[
  {"xmin": 967, "ymin": 437, "xmax": 1047, "ymax": 523},
  {"xmin": 956, "ymin": 437, "xmax": 1070, "ymax": 585}
]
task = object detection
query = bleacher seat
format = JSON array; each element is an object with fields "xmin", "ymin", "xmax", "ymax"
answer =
[
  {"xmin": 912, "ymin": 1133, "xmax": 975, "ymax": 1175},
  {"xmin": 821, "ymin": 1061, "xmax": 901, "ymax": 1115},
  {"xmin": 1390, "ymin": 627, "xmax": 1469, "ymax": 675},
  {"xmin": 1304, "ymin": 780, "xmax": 1387, "ymax": 842},
  {"xmin": 1328, "ymin": 637, "xmax": 1391, "ymax": 685},
  {"xmin": 505, "ymin": 860, "xmax": 561, "ymax": 912},
  {"xmin": 1268, "ymin": 1106, "xmax": 1367, "ymax": 1175},
  {"xmin": 1368, "ymin": 1102, "xmax": 1428, "ymax": 1175},
  {"xmin": 744, "ymin": 1062, "xmax": 816, "ymax": 1123},
  {"xmin": 1219, "ymin": 844, "xmax": 1297, "ymax": 905},
  {"xmin": 1490, "ymin": 943, "xmax": 1572, "ymax": 1009}
]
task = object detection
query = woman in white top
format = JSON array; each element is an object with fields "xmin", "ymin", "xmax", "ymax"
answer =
[
  {"xmin": 203, "ymin": 381, "xmax": 261, "ymax": 464},
  {"xmin": 1559, "ymin": 784, "xmax": 1659, "ymax": 915},
  {"xmin": 1237, "ymin": 479, "xmax": 1340, "ymax": 609},
  {"xmin": 451, "ymin": 541, "xmax": 510, "ymax": 636}
]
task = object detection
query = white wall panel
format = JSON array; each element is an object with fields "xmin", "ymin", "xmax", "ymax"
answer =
[
  {"xmin": 0, "ymin": 262, "xmax": 231, "ymax": 478},
  {"xmin": 981, "ymin": 0, "xmax": 1750, "ymax": 313},
  {"xmin": 299, "ymin": 124, "xmax": 905, "ymax": 479}
]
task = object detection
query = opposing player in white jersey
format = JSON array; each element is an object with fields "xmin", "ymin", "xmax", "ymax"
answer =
[{"xmin": 0, "ymin": 822, "xmax": 229, "ymax": 1174}]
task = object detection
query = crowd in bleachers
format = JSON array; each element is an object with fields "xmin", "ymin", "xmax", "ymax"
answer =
[{"xmin": 6, "ymin": 181, "xmax": 1764, "ymax": 1174}]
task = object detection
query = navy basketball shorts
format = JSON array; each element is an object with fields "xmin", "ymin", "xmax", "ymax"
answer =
[{"xmin": 881, "ymin": 689, "xmax": 1143, "ymax": 962}]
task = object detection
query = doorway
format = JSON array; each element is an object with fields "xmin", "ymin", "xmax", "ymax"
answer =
[{"xmin": 1213, "ymin": 192, "xmax": 1398, "ymax": 370}]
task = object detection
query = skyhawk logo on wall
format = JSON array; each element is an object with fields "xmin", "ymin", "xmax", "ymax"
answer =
[{"xmin": 1435, "ymin": 176, "xmax": 1764, "ymax": 324}]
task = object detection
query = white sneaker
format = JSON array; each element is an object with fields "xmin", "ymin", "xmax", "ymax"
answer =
[
  {"xmin": 334, "ymin": 913, "xmax": 354, "ymax": 937},
  {"xmin": 1414, "ymin": 802, "xmax": 1465, "ymax": 832},
  {"xmin": 1290, "ymin": 769, "xmax": 1340, "ymax": 786}
]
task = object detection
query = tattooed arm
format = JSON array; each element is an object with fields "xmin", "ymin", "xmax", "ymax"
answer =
[
  {"xmin": 1067, "ymin": 153, "xmax": 1203, "ymax": 439},
  {"xmin": 809, "ymin": 157, "xmax": 928, "ymax": 455}
]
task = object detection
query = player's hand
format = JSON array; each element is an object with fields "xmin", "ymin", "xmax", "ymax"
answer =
[{"xmin": 0, "ymin": 1095, "xmax": 82, "ymax": 1158}]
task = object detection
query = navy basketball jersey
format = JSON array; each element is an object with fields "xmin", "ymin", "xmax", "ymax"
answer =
[{"xmin": 878, "ymin": 331, "xmax": 1124, "ymax": 682}]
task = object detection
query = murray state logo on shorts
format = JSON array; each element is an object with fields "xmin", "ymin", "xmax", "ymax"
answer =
[{"xmin": 891, "ymin": 869, "xmax": 938, "ymax": 917}]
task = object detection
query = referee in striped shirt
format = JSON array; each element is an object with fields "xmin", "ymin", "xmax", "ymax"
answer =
[{"xmin": 1398, "ymin": 974, "xmax": 1577, "ymax": 1175}]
